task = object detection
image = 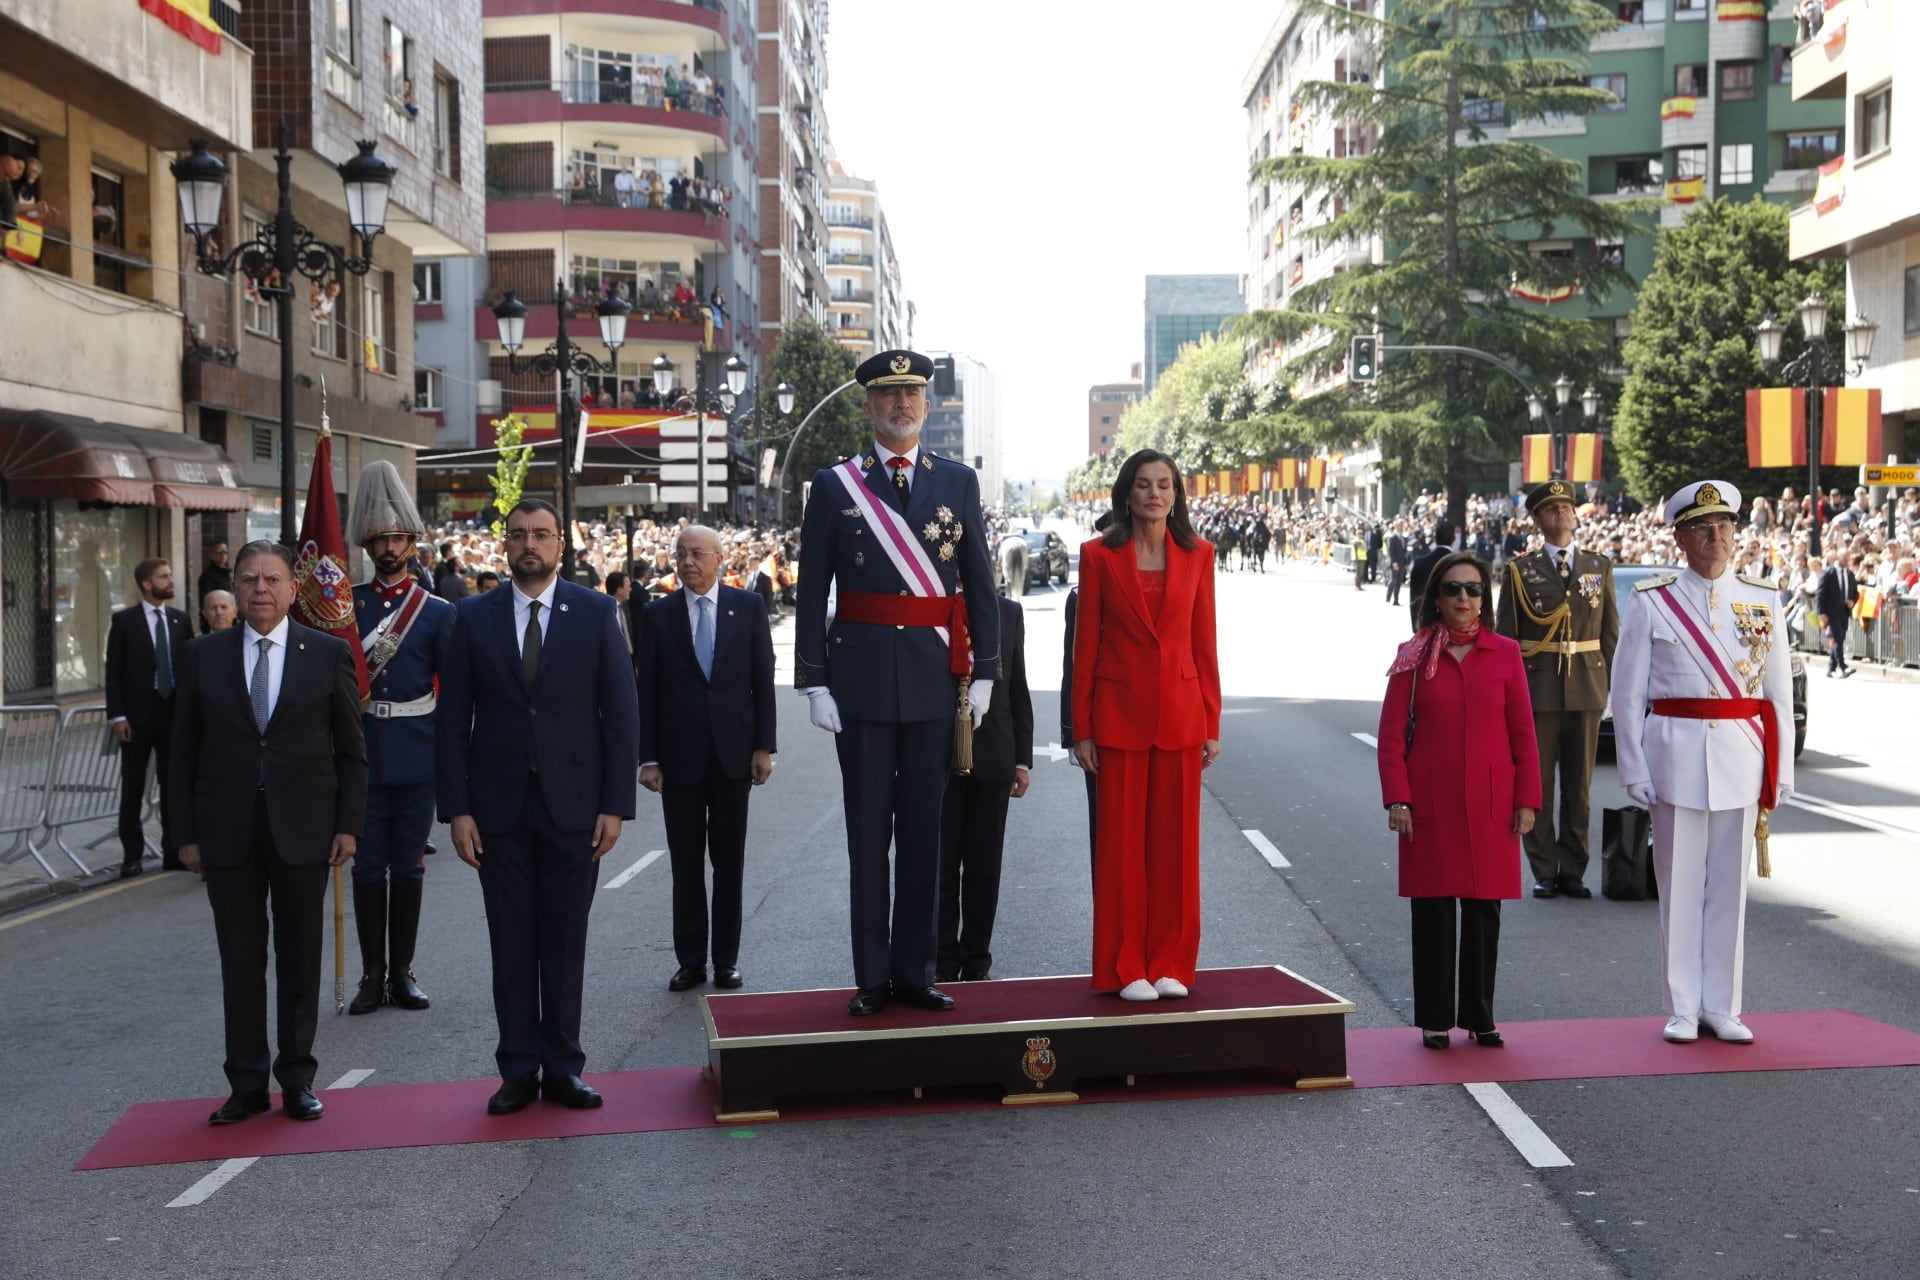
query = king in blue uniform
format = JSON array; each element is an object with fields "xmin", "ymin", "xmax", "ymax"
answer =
[
  {"xmin": 795, "ymin": 349, "xmax": 1000, "ymax": 1014},
  {"xmin": 345, "ymin": 461, "xmax": 456, "ymax": 1015}
]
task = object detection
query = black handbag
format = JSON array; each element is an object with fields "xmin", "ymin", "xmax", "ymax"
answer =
[{"xmin": 1601, "ymin": 805, "xmax": 1659, "ymax": 900}]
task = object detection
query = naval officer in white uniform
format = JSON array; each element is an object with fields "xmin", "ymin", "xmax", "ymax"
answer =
[{"xmin": 1609, "ymin": 480, "xmax": 1794, "ymax": 1045}]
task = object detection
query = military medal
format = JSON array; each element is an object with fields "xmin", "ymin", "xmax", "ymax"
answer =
[
  {"xmin": 925, "ymin": 505, "xmax": 963, "ymax": 563},
  {"xmin": 1730, "ymin": 602, "xmax": 1770, "ymax": 696},
  {"xmin": 1578, "ymin": 572, "xmax": 1602, "ymax": 608}
]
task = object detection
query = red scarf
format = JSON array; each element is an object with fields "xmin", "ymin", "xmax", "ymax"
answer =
[{"xmin": 1388, "ymin": 621, "xmax": 1482, "ymax": 681}]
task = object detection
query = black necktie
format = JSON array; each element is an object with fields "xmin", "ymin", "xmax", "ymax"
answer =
[
  {"xmin": 888, "ymin": 457, "xmax": 910, "ymax": 510},
  {"xmin": 153, "ymin": 609, "xmax": 173, "ymax": 699},
  {"xmin": 523, "ymin": 601, "xmax": 542, "ymax": 685}
]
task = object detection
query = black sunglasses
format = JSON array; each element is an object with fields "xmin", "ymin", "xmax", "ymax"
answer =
[{"xmin": 1438, "ymin": 581, "xmax": 1484, "ymax": 598}]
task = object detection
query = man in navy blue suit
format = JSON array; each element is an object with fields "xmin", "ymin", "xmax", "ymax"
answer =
[
  {"xmin": 436, "ymin": 498, "xmax": 639, "ymax": 1115},
  {"xmin": 795, "ymin": 349, "xmax": 1001, "ymax": 1015},
  {"xmin": 637, "ymin": 525, "xmax": 776, "ymax": 993}
]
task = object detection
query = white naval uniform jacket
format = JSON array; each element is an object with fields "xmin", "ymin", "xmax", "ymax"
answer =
[{"xmin": 1609, "ymin": 567, "xmax": 1794, "ymax": 813}]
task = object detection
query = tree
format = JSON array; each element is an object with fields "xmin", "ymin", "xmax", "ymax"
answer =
[
  {"xmin": 486, "ymin": 412, "xmax": 533, "ymax": 538},
  {"xmin": 1614, "ymin": 198, "xmax": 1844, "ymax": 505},
  {"xmin": 1238, "ymin": 0, "xmax": 1646, "ymax": 530},
  {"xmin": 766, "ymin": 317, "xmax": 864, "ymax": 525},
  {"xmin": 1115, "ymin": 334, "xmax": 1254, "ymax": 476}
]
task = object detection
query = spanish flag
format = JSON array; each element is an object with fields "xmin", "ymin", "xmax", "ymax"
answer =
[
  {"xmin": 1717, "ymin": 0, "xmax": 1766, "ymax": 20},
  {"xmin": 363, "ymin": 336, "xmax": 381, "ymax": 372},
  {"xmin": 140, "ymin": 0, "xmax": 222, "ymax": 54},
  {"xmin": 1245, "ymin": 462, "xmax": 1263, "ymax": 492},
  {"xmin": 1746, "ymin": 388, "xmax": 1808, "ymax": 467},
  {"xmin": 1277, "ymin": 458, "xmax": 1300, "ymax": 490},
  {"xmin": 1813, "ymin": 156, "xmax": 1846, "ymax": 215},
  {"xmin": 1660, "ymin": 96, "xmax": 1697, "ymax": 121},
  {"xmin": 1822, "ymin": 387, "xmax": 1883, "ymax": 466},
  {"xmin": 1217, "ymin": 469, "xmax": 1234, "ymax": 495},
  {"xmin": 1666, "ymin": 177, "xmax": 1706, "ymax": 204},
  {"xmin": 1566, "ymin": 434, "xmax": 1605, "ymax": 484},
  {"xmin": 1305, "ymin": 457, "xmax": 1327, "ymax": 490},
  {"xmin": 1823, "ymin": 0, "xmax": 1850, "ymax": 49},
  {"xmin": 1521, "ymin": 435, "xmax": 1553, "ymax": 484}
]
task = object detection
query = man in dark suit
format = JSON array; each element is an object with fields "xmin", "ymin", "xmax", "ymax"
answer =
[
  {"xmin": 637, "ymin": 525, "xmax": 776, "ymax": 992},
  {"xmin": 106, "ymin": 558, "xmax": 193, "ymax": 877},
  {"xmin": 794, "ymin": 349, "xmax": 1000, "ymax": 1015},
  {"xmin": 171, "ymin": 542, "xmax": 367, "ymax": 1125},
  {"xmin": 1816, "ymin": 551, "xmax": 1860, "ymax": 677},
  {"xmin": 1407, "ymin": 519, "xmax": 1457, "ymax": 631},
  {"xmin": 195, "ymin": 540, "xmax": 230, "ymax": 634},
  {"xmin": 1365, "ymin": 524, "xmax": 1383, "ymax": 584},
  {"xmin": 937, "ymin": 595, "xmax": 1032, "ymax": 982},
  {"xmin": 1385, "ymin": 526, "xmax": 1409, "ymax": 607},
  {"xmin": 437, "ymin": 498, "xmax": 639, "ymax": 1116}
]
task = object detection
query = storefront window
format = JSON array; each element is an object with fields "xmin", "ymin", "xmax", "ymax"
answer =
[{"xmin": 51, "ymin": 503, "xmax": 148, "ymax": 695}]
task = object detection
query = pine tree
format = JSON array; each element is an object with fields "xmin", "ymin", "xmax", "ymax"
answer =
[{"xmin": 765, "ymin": 318, "xmax": 865, "ymax": 525}]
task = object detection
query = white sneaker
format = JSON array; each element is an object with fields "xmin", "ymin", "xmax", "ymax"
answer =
[
  {"xmin": 1700, "ymin": 1012, "xmax": 1754, "ymax": 1043},
  {"xmin": 1118, "ymin": 979, "xmax": 1159, "ymax": 1002},
  {"xmin": 1152, "ymin": 977, "xmax": 1189, "ymax": 999},
  {"xmin": 1663, "ymin": 1015, "xmax": 1698, "ymax": 1043}
]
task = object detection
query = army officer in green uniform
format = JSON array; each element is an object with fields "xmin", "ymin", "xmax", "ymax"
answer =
[{"xmin": 1494, "ymin": 479, "xmax": 1620, "ymax": 898}]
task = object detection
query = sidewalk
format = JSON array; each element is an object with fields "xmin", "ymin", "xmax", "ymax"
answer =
[{"xmin": 0, "ymin": 814, "xmax": 142, "ymax": 916}]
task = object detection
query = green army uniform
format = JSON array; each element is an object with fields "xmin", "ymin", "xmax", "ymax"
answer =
[{"xmin": 1493, "ymin": 479, "xmax": 1620, "ymax": 897}]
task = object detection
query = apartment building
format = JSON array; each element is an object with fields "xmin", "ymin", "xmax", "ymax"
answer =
[
  {"xmin": 823, "ymin": 162, "xmax": 906, "ymax": 361},
  {"xmin": 1087, "ymin": 367, "xmax": 1142, "ymax": 458},
  {"xmin": 756, "ymin": 0, "xmax": 831, "ymax": 347},
  {"xmin": 1143, "ymin": 275, "xmax": 1244, "ymax": 395},
  {"xmin": 923, "ymin": 352, "xmax": 1001, "ymax": 506}
]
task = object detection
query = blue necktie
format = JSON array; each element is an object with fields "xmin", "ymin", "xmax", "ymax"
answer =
[
  {"xmin": 153, "ymin": 609, "xmax": 173, "ymax": 699},
  {"xmin": 694, "ymin": 596, "xmax": 714, "ymax": 680}
]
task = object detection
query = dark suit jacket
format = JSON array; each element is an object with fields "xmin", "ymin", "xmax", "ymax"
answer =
[
  {"xmin": 1387, "ymin": 534, "xmax": 1408, "ymax": 569},
  {"xmin": 170, "ymin": 620, "xmax": 368, "ymax": 867},
  {"xmin": 105, "ymin": 602, "xmax": 192, "ymax": 728},
  {"xmin": 637, "ymin": 585, "xmax": 777, "ymax": 786},
  {"xmin": 1816, "ymin": 564, "xmax": 1857, "ymax": 621},
  {"xmin": 969, "ymin": 597, "xmax": 1033, "ymax": 784},
  {"xmin": 436, "ymin": 578, "xmax": 640, "ymax": 832},
  {"xmin": 1408, "ymin": 545, "xmax": 1450, "ymax": 627},
  {"xmin": 1059, "ymin": 585, "xmax": 1080, "ymax": 741}
]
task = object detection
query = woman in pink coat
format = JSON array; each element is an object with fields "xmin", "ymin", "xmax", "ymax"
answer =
[{"xmin": 1377, "ymin": 552, "xmax": 1540, "ymax": 1049}]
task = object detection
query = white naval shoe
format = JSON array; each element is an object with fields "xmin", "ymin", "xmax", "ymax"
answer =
[
  {"xmin": 1663, "ymin": 1015, "xmax": 1699, "ymax": 1043},
  {"xmin": 1118, "ymin": 979, "xmax": 1159, "ymax": 1002},
  {"xmin": 1700, "ymin": 1012, "xmax": 1754, "ymax": 1044},
  {"xmin": 1152, "ymin": 977, "xmax": 1189, "ymax": 999}
]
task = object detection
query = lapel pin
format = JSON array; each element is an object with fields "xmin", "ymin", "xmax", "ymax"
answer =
[
  {"xmin": 559, "ymin": 603, "xmax": 570, "ymax": 612},
  {"xmin": 727, "ymin": 609, "xmax": 735, "ymax": 617}
]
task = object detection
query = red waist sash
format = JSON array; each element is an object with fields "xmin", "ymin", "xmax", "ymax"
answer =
[
  {"xmin": 1650, "ymin": 697, "xmax": 1780, "ymax": 810},
  {"xmin": 836, "ymin": 590, "xmax": 972, "ymax": 677}
]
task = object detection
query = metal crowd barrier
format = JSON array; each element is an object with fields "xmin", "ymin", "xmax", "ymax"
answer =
[
  {"xmin": 28, "ymin": 706, "xmax": 122, "ymax": 878},
  {"xmin": 0, "ymin": 705, "xmax": 66, "ymax": 877}
]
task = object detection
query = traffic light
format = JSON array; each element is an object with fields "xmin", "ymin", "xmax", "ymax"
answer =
[
  {"xmin": 1350, "ymin": 334, "xmax": 1379, "ymax": 383},
  {"xmin": 932, "ymin": 355, "xmax": 956, "ymax": 397}
]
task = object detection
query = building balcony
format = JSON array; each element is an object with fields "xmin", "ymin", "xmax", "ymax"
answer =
[
  {"xmin": 0, "ymin": 258, "xmax": 185, "ymax": 433},
  {"xmin": 486, "ymin": 190, "xmax": 731, "ymax": 252},
  {"xmin": 482, "ymin": 0, "xmax": 727, "ymax": 41},
  {"xmin": 483, "ymin": 82, "xmax": 728, "ymax": 147},
  {"xmin": 1789, "ymin": 149, "xmax": 1920, "ymax": 260},
  {"xmin": 471, "ymin": 302, "xmax": 711, "ymax": 351},
  {"xmin": 1790, "ymin": 5, "xmax": 1850, "ymax": 100},
  {"xmin": 826, "ymin": 212, "xmax": 874, "ymax": 231},
  {"xmin": 830, "ymin": 291, "xmax": 875, "ymax": 306},
  {"xmin": 825, "ymin": 251, "xmax": 874, "ymax": 268}
]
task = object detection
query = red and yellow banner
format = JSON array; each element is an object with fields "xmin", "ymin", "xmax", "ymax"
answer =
[
  {"xmin": 1511, "ymin": 280, "xmax": 1578, "ymax": 305},
  {"xmin": 1666, "ymin": 177, "xmax": 1706, "ymax": 204},
  {"xmin": 1245, "ymin": 462, "xmax": 1263, "ymax": 492},
  {"xmin": 1305, "ymin": 457, "xmax": 1327, "ymax": 490},
  {"xmin": 1660, "ymin": 96, "xmax": 1697, "ymax": 121},
  {"xmin": 1277, "ymin": 458, "xmax": 1299, "ymax": 490},
  {"xmin": 139, "ymin": 0, "xmax": 223, "ymax": 54},
  {"xmin": 1717, "ymin": 1, "xmax": 1767, "ymax": 21},
  {"xmin": 1823, "ymin": 0, "xmax": 1850, "ymax": 49},
  {"xmin": 1217, "ymin": 468, "xmax": 1234, "ymax": 495},
  {"xmin": 1746, "ymin": 388, "xmax": 1808, "ymax": 467},
  {"xmin": 1566, "ymin": 434, "xmax": 1605, "ymax": 484},
  {"xmin": 1521, "ymin": 435, "xmax": 1553, "ymax": 484},
  {"xmin": 1823, "ymin": 387, "xmax": 1883, "ymax": 466},
  {"xmin": 1813, "ymin": 156, "xmax": 1846, "ymax": 215}
]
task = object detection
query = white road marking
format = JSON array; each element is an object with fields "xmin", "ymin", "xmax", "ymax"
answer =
[
  {"xmin": 1464, "ymin": 1082, "xmax": 1574, "ymax": 1169},
  {"xmin": 1785, "ymin": 792, "xmax": 1920, "ymax": 845},
  {"xmin": 1242, "ymin": 829, "xmax": 1291, "ymax": 869},
  {"xmin": 1039, "ymin": 741, "xmax": 1072, "ymax": 763},
  {"xmin": 1352, "ymin": 732, "xmax": 1378, "ymax": 748},
  {"xmin": 605, "ymin": 849, "xmax": 665, "ymax": 889},
  {"xmin": 168, "ymin": 1068, "xmax": 375, "ymax": 1208}
]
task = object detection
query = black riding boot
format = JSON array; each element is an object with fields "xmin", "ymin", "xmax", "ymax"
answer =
[
  {"xmin": 348, "ymin": 883, "xmax": 387, "ymax": 1015},
  {"xmin": 386, "ymin": 880, "xmax": 430, "ymax": 1010}
]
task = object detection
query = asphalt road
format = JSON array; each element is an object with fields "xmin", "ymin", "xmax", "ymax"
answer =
[{"xmin": 1, "ymin": 533, "xmax": 1914, "ymax": 1279}]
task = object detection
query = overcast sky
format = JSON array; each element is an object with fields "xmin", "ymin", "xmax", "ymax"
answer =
[{"xmin": 823, "ymin": 1, "xmax": 1280, "ymax": 487}]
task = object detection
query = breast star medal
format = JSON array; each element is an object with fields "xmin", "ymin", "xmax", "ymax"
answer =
[{"xmin": 925, "ymin": 506, "xmax": 963, "ymax": 563}]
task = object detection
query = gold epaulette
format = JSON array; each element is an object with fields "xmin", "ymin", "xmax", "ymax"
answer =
[
  {"xmin": 1737, "ymin": 573, "xmax": 1775, "ymax": 589},
  {"xmin": 1633, "ymin": 572, "xmax": 1678, "ymax": 592}
]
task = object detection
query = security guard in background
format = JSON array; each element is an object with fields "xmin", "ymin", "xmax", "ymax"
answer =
[
  {"xmin": 346, "ymin": 461, "xmax": 456, "ymax": 1014},
  {"xmin": 1494, "ymin": 479, "xmax": 1619, "ymax": 898}
]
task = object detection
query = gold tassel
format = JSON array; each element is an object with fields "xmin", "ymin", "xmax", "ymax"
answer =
[
  {"xmin": 952, "ymin": 677, "xmax": 974, "ymax": 775},
  {"xmin": 1754, "ymin": 808, "xmax": 1771, "ymax": 878}
]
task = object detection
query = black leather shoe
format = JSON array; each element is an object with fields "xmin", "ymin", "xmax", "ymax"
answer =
[
  {"xmin": 1421, "ymin": 1031, "xmax": 1450, "ymax": 1050},
  {"xmin": 713, "ymin": 967, "xmax": 743, "ymax": 989},
  {"xmin": 118, "ymin": 862, "xmax": 143, "ymax": 880},
  {"xmin": 348, "ymin": 971, "xmax": 386, "ymax": 1016},
  {"xmin": 423, "ymin": 840, "xmax": 438, "ymax": 856},
  {"xmin": 1468, "ymin": 1029, "xmax": 1504, "ymax": 1048},
  {"xmin": 387, "ymin": 969, "xmax": 430, "ymax": 1010},
  {"xmin": 283, "ymin": 1088, "xmax": 325, "ymax": 1121},
  {"xmin": 207, "ymin": 1092, "xmax": 270, "ymax": 1126},
  {"xmin": 667, "ymin": 965, "xmax": 705, "ymax": 992},
  {"xmin": 1557, "ymin": 876, "xmax": 1592, "ymax": 899},
  {"xmin": 959, "ymin": 967, "xmax": 991, "ymax": 982},
  {"xmin": 1531, "ymin": 880, "xmax": 1560, "ymax": 899},
  {"xmin": 847, "ymin": 986, "xmax": 890, "ymax": 1016},
  {"xmin": 896, "ymin": 984, "xmax": 956, "ymax": 1012},
  {"xmin": 934, "ymin": 970, "xmax": 960, "ymax": 985},
  {"xmin": 488, "ymin": 1073, "xmax": 540, "ymax": 1115},
  {"xmin": 541, "ymin": 1074, "xmax": 603, "ymax": 1109}
]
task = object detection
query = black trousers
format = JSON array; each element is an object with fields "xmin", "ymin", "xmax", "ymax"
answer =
[
  {"xmin": 117, "ymin": 702, "xmax": 174, "ymax": 864},
  {"xmin": 1386, "ymin": 566, "xmax": 1407, "ymax": 605},
  {"xmin": 834, "ymin": 717, "xmax": 947, "ymax": 990},
  {"xmin": 937, "ymin": 772, "xmax": 1011, "ymax": 978},
  {"xmin": 1827, "ymin": 617, "xmax": 1850, "ymax": 671},
  {"xmin": 204, "ymin": 791, "xmax": 329, "ymax": 1095},
  {"xmin": 663, "ymin": 756, "xmax": 751, "ymax": 969},
  {"xmin": 1409, "ymin": 897, "xmax": 1501, "ymax": 1033},
  {"xmin": 1084, "ymin": 765, "xmax": 1098, "ymax": 876},
  {"xmin": 477, "ymin": 779, "xmax": 599, "ymax": 1080},
  {"xmin": 1524, "ymin": 709, "xmax": 1602, "ymax": 885}
]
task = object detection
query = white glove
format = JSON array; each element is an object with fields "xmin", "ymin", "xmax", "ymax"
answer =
[
  {"xmin": 1773, "ymin": 784, "xmax": 1792, "ymax": 808},
  {"xmin": 802, "ymin": 687, "xmax": 842, "ymax": 734},
  {"xmin": 1625, "ymin": 782, "xmax": 1657, "ymax": 809},
  {"xmin": 967, "ymin": 678, "xmax": 994, "ymax": 729}
]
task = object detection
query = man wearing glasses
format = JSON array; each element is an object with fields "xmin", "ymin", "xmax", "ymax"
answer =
[
  {"xmin": 1609, "ymin": 481, "xmax": 1794, "ymax": 1046},
  {"xmin": 436, "ymin": 499, "xmax": 639, "ymax": 1114}
]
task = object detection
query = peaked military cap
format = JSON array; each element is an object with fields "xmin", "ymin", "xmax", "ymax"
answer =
[
  {"xmin": 856, "ymin": 349, "xmax": 932, "ymax": 390},
  {"xmin": 1524, "ymin": 479, "xmax": 1577, "ymax": 515},
  {"xmin": 1664, "ymin": 479, "xmax": 1742, "ymax": 526}
]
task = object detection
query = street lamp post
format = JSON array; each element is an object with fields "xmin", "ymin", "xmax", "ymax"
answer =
[
  {"xmin": 651, "ymin": 351, "xmax": 750, "ymax": 518},
  {"xmin": 491, "ymin": 282, "xmax": 630, "ymax": 576},
  {"xmin": 776, "ymin": 379, "xmax": 862, "ymax": 527},
  {"xmin": 172, "ymin": 120, "xmax": 396, "ymax": 545},
  {"xmin": 722, "ymin": 378, "xmax": 796, "ymax": 524},
  {"xmin": 1755, "ymin": 292, "xmax": 1879, "ymax": 559}
]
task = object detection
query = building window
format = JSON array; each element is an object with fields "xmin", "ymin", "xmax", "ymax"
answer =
[
  {"xmin": 434, "ymin": 74, "xmax": 461, "ymax": 180},
  {"xmin": 1674, "ymin": 64, "xmax": 1708, "ymax": 98},
  {"xmin": 1771, "ymin": 45, "xmax": 1794, "ymax": 87},
  {"xmin": 1858, "ymin": 86, "xmax": 1891, "ymax": 158},
  {"xmin": 90, "ymin": 168, "xmax": 128, "ymax": 295},
  {"xmin": 384, "ymin": 20, "xmax": 409, "ymax": 102},
  {"xmin": 362, "ymin": 272, "xmax": 387, "ymax": 373},
  {"xmin": 1674, "ymin": 146, "xmax": 1708, "ymax": 179},
  {"xmin": 330, "ymin": 0, "xmax": 355, "ymax": 63},
  {"xmin": 414, "ymin": 368, "xmax": 444, "ymax": 411},
  {"xmin": 1719, "ymin": 143, "xmax": 1754, "ymax": 186},
  {"xmin": 311, "ymin": 282, "xmax": 347, "ymax": 359},
  {"xmin": 1905, "ymin": 265, "xmax": 1919, "ymax": 335},
  {"xmin": 413, "ymin": 259, "xmax": 443, "ymax": 304},
  {"xmin": 326, "ymin": 0, "xmax": 357, "ymax": 101},
  {"xmin": 1674, "ymin": 0, "xmax": 1705, "ymax": 12},
  {"xmin": 1784, "ymin": 131, "xmax": 1841, "ymax": 169},
  {"xmin": 1720, "ymin": 62, "xmax": 1755, "ymax": 102},
  {"xmin": 1588, "ymin": 74, "xmax": 1627, "ymax": 112},
  {"xmin": 240, "ymin": 208, "xmax": 277, "ymax": 339}
]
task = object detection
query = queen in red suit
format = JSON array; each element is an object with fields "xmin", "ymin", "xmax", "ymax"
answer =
[
  {"xmin": 1377, "ymin": 552, "xmax": 1539, "ymax": 1049},
  {"xmin": 1072, "ymin": 449, "xmax": 1221, "ymax": 1002}
]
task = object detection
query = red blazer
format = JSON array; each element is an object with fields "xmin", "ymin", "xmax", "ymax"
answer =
[
  {"xmin": 1376, "ymin": 629, "xmax": 1541, "ymax": 900},
  {"xmin": 1072, "ymin": 536, "xmax": 1221, "ymax": 752}
]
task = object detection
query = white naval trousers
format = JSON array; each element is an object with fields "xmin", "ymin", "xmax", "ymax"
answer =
[{"xmin": 1650, "ymin": 801, "xmax": 1754, "ymax": 1018}]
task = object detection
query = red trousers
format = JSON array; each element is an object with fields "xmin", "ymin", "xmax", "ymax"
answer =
[{"xmin": 1092, "ymin": 745, "xmax": 1201, "ymax": 989}]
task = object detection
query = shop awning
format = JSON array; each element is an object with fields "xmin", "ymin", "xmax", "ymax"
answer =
[{"xmin": 0, "ymin": 411, "xmax": 249, "ymax": 511}]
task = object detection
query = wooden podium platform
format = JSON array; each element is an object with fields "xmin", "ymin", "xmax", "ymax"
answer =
[{"xmin": 701, "ymin": 965, "xmax": 1355, "ymax": 1121}]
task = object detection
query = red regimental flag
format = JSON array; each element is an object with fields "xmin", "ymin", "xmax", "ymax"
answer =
[{"xmin": 291, "ymin": 429, "xmax": 370, "ymax": 701}]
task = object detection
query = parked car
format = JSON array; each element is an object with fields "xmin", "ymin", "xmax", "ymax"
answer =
[
  {"xmin": 997, "ymin": 528, "xmax": 1070, "ymax": 589},
  {"xmin": 1598, "ymin": 563, "xmax": 1808, "ymax": 760}
]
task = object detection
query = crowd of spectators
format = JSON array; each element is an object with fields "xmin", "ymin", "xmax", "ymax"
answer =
[{"xmin": 568, "ymin": 166, "xmax": 731, "ymax": 218}]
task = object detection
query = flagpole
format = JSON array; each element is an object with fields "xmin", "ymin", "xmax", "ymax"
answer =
[{"xmin": 316, "ymin": 378, "xmax": 347, "ymax": 1015}]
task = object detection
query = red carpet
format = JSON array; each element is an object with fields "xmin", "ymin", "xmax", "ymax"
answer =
[{"xmin": 76, "ymin": 1008, "xmax": 1920, "ymax": 1171}]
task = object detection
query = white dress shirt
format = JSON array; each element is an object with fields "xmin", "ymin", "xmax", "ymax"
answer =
[
  {"xmin": 683, "ymin": 580, "xmax": 721, "ymax": 643},
  {"xmin": 242, "ymin": 615, "xmax": 292, "ymax": 722},
  {"xmin": 875, "ymin": 442, "xmax": 920, "ymax": 494},
  {"xmin": 511, "ymin": 578, "xmax": 557, "ymax": 656}
]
